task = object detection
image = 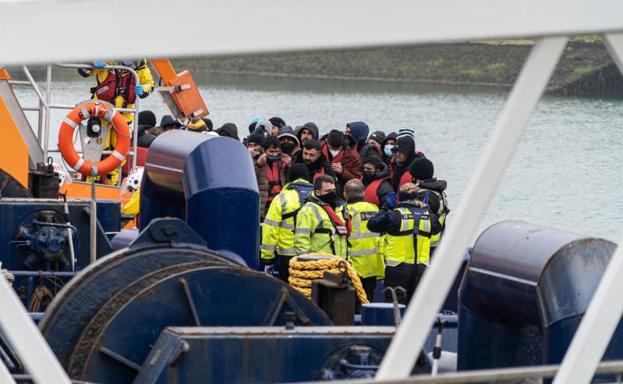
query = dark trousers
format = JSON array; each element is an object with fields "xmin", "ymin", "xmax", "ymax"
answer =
[
  {"xmin": 276, "ymin": 255, "xmax": 294, "ymax": 283},
  {"xmin": 360, "ymin": 276, "xmax": 377, "ymax": 303},
  {"xmin": 384, "ymin": 263, "xmax": 427, "ymax": 305}
]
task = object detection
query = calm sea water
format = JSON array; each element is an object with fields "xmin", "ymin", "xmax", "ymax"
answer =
[{"xmin": 14, "ymin": 70, "xmax": 623, "ymax": 242}]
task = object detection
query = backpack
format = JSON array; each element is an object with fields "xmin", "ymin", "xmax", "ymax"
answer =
[{"xmin": 280, "ymin": 182, "xmax": 313, "ymax": 221}]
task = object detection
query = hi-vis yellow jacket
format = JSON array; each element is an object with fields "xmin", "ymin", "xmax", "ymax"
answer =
[
  {"xmin": 346, "ymin": 200, "xmax": 384, "ymax": 278},
  {"xmin": 294, "ymin": 196, "xmax": 348, "ymax": 258},
  {"xmin": 260, "ymin": 179, "xmax": 312, "ymax": 261}
]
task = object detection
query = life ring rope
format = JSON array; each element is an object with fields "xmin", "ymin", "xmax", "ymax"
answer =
[{"xmin": 58, "ymin": 100, "xmax": 131, "ymax": 177}]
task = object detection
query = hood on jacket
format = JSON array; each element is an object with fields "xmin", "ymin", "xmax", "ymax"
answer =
[
  {"xmin": 295, "ymin": 122, "xmax": 320, "ymax": 142},
  {"xmin": 395, "ymin": 136, "xmax": 416, "ymax": 162},
  {"xmin": 418, "ymin": 178, "xmax": 447, "ymax": 193},
  {"xmin": 346, "ymin": 121, "xmax": 369, "ymax": 148},
  {"xmin": 138, "ymin": 110, "xmax": 156, "ymax": 128},
  {"xmin": 216, "ymin": 123, "xmax": 240, "ymax": 141},
  {"xmin": 382, "ymin": 132, "xmax": 398, "ymax": 146}
]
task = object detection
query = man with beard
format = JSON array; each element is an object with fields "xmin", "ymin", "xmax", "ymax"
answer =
[
  {"xmin": 362, "ymin": 156, "xmax": 394, "ymax": 208},
  {"xmin": 294, "ymin": 139, "xmax": 335, "ymax": 183},
  {"xmin": 294, "ymin": 175, "xmax": 348, "ymax": 257}
]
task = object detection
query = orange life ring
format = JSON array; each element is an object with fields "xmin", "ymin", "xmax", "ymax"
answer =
[{"xmin": 58, "ymin": 101, "xmax": 131, "ymax": 176}]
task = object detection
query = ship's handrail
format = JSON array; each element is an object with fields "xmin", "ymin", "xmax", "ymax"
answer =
[
  {"xmin": 13, "ymin": 63, "xmax": 142, "ymax": 179},
  {"xmin": 329, "ymin": 359, "xmax": 623, "ymax": 384}
]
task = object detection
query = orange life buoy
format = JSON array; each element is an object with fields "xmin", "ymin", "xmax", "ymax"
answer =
[{"xmin": 58, "ymin": 101, "xmax": 131, "ymax": 176}]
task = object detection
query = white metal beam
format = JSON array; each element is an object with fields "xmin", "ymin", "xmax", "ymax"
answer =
[
  {"xmin": 0, "ymin": 276, "xmax": 70, "ymax": 384},
  {"xmin": 0, "ymin": 0, "xmax": 621, "ymax": 65},
  {"xmin": 552, "ymin": 32, "xmax": 623, "ymax": 384},
  {"xmin": 376, "ymin": 36, "xmax": 568, "ymax": 379},
  {"xmin": 0, "ymin": 354, "xmax": 16, "ymax": 384}
]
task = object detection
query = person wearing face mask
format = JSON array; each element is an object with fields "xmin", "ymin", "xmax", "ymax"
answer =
[
  {"xmin": 344, "ymin": 179, "xmax": 384, "ymax": 303},
  {"xmin": 246, "ymin": 131, "xmax": 269, "ymax": 220},
  {"xmin": 261, "ymin": 136, "xmax": 286, "ymax": 210},
  {"xmin": 294, "ymin": 175, "xmax": 349, "ymax": 257},
  {"xmin": 362, "ymin": 155, "xmax": 393, "ymax": 208},
  {"xmin": 389, "ymin": 133, "xmax": 428, "ymax": 191},
  {"xmin": 367, "ymin": 183, "xmax": 442, "ymax": 305},
  {"xmin": 345, "ymin": 121, "xmax": 370, "ymax": 152},
  {"xmin": 277, "ymin": 125, "xmax": 300, "ymax": 160},
  {"xmin": 381, "ymin": 132, "xmax": 398, "ymax": 165},
  {"xmin": 321, "ymin": 130, "xmax": 362, "ymax": 196}
]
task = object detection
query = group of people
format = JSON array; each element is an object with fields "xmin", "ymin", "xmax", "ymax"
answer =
[
  {"xmin": 250, "ymin": 118, "xmax": 450, "ymax": 305},
  {"xmin": 80, "ymin": 61, "xmax": 449, "ymax": 305}
]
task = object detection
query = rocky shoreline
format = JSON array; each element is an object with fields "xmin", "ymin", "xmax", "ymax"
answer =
[{"xmin": 173, "ymin": 40, "xmax": 623, "ymax": 96}]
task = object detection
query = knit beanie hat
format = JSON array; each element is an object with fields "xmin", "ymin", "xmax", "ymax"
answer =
[
  {"xmin": 247, "ymin": 130, "xmax": 265, "ymax": 146},
  {"xmin": 408, "ymin": 157, "xmax": 434, "ymax": 180},
  {"xmin": 368, "ymin": 131, "xmax": 386, "ymax": 146},
  {"xmin": 397, "ymin": 128, "xmax": 415, "ymax": 140}
]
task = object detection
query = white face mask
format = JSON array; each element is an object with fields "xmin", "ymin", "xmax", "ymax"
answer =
[{"xmin": 329, "ymin": 148, "xmax": 341, "ymax": 157}]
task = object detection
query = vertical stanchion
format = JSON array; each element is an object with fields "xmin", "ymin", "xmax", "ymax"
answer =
[
  {"xmin": 0, "ymin": 274, "xmax": 70, "ymax": 383},
  {"xmin": 552, "ymin": 32, "xmax": 623, "ymax": 384},
  {"xmin": 90, "ymin": 179, "xmax": 97, "ymax": 264},
  {"xmin": 44, "ymin": 64, "xmax": 52, "ymax": 160},
  {"xmin": 376, "ymin": 36, "xmax": 569, "ymax": 379}
]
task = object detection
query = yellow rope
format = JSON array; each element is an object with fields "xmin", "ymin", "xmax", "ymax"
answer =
[{"xmin": 288, "ymin": 253, "xmax": 369, "ymax": 304}]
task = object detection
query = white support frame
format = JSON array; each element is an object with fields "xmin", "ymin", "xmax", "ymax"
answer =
[
  {"xmin": 0, "ymin": 1, "xmax": 622, "ymax": 382},
  {"xmin": 376, "ymin": 36, "xmax": 569, "ymax": 379},
  {"xmin": 0, "ymin": 350, "xmax": 15, "ymax": 384},
  {"xmin": 1, "ymin": 0, "xmax": 623, "ymax": 64},
  {"xmin": 552, "ymin": 32, "xmax": 623, "ymax": 384},
  {"xmin": 0, "ymin": 276, "xmax": 70, "ymax": 383}
]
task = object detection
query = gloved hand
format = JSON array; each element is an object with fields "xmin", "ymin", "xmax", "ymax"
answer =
[
  {"xmin": 92, "ymin": 61, "xmax": 106, "ymax": 69},
  {"xmin": 264, "ymin": 265, "xmax": 275, "ymax": 276},
  {"xmin": 134, "ymin": 84, "xmax": 145, "ymax": 97},
  {"xmin": 385, "ymin": 192, "xmax": 397, "ymax": 209}
]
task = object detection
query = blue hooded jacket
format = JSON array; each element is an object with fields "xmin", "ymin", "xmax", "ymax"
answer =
[{"xmin": 346, "ymin": 121, "xmax": 370, "ymax": 151}]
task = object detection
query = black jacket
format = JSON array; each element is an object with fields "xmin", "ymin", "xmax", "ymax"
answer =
[
  {"xmin": 367, "ymin": 201, "xmax": 442, "ymax": 236},
  {"xmin": 416, "ymin": 178, "xmax": 448, "ymax": 217},
  {"xmin": 293, "ymin": 152, "xmax": 336, "ymax": 183}
]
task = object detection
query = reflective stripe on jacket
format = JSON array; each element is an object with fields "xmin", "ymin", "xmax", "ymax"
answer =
[
  {"xmin": 294, "ymin": 198, "xmax": 348, "ymax": 258},
  {"xmin": 260, "ymin": 178, "xmax": 311, "ymax": 260},
  {"xmin": 383, "ymin": 206, "xmax": 432, "ymax": 266},
  {"xmin": 346, "ymin": 201, "xmax": 384, "ymax": 278}
]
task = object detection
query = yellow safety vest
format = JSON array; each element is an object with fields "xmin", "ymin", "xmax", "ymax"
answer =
[
  {"xmin": 294, "ymin": 199, "xmax": 348, "ymax": 258},
  {"xmin": 260, "ymin": 179, "xmax": 312, "ymax": 260},
  {"xmin": 383, "ymin": 206, "xmax": 432, "ymax": 266},
  {"xmin": 346, "ymin": 201, "xmax": 384, "ymax": 279},
  {"xmin": 419, "ymin": 188, "xmax": 448, "ymax": 248}
]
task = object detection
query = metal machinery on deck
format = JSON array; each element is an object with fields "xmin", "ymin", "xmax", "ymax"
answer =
[
  {"xmin": 459, "ymin": 221, "xmax": 620, "ymax": 374},
  {"xmin": 37, "ymin": 217, "xmax": 423, "ymax": 383}
]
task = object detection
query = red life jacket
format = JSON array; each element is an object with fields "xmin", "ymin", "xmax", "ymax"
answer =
[
  {"xmin": 312, "ymin": 166, "xmax": 325, "ymax": 182},
  {"xmin": 399, "ymin": 171, "xmax": 412, "ymax": 188},
  {"xmin": 320, "ymin": 204, "xmax": 351, "ymax": 237},
  {"xmin": 364, "ymin": 178, "xmax": 386, "ymax": 207},
  {"xmin": 265, "ymin": 162, "xmax": 282, "ymax": 203},
  {"xmin": 94, "ymin": 70, "xmax": 136, "ymax": 105}
]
